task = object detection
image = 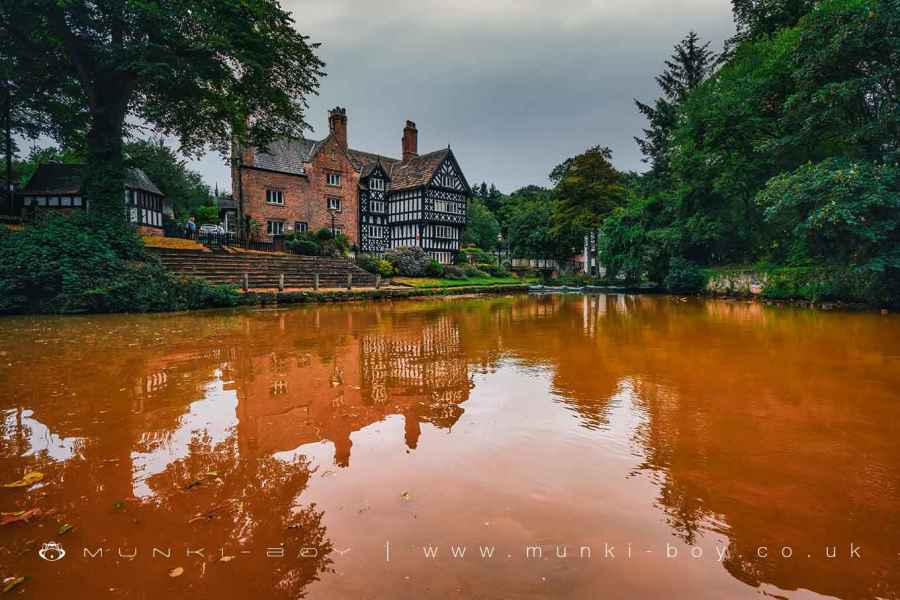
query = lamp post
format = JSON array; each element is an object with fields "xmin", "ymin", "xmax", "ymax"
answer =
[
  {"xmin": 496, "ymin": 232, "xmax": 503, "ymax": 266},
  {"xmin": 328, "ymin": 208, "xmax": 337, "ymax": 237}
]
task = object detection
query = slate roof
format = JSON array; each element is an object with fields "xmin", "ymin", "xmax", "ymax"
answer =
[
  {"xmin": 251, "ymin": 137, "xmax": 454, "ymax": 192},
  {"xmin": 21, "ymin": 163, "xmax": 163, "ymax": 196},
  {"xmin": 252, "ymin": 138, "xmax": 321, "ymax": 175}
]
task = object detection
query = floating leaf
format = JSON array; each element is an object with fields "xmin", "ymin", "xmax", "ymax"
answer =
[
  {"xmin": 400, "ymin": 491, "xmax": 410, "ymax": 501},
  {"xmin": 168, "ymin": 567, "xmax": 184, "ymax": 578},
  {"xmin": 2, "ymin": 577, "xmax": 27, "ymax": 594},
  {"xmin": 58, "ymin": 523, "xmax": 74, "ymax": 535},
  {"xmin": 0, "ymin": 508, "xmax": 42, "ymax": 526},
  {"xmin": 219, "ymin": 556, "xmax": 235, "ymax": 563},
  {"xmin": 113, "ymin": 500, "xmax": 125, "ymax": 510},
  {"xmin": 3, "ymin": 472, "xmax": 43, "ymax": 488}
]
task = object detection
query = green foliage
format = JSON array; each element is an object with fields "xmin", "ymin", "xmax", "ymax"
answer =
[
  {"xmin": 0, "ymin": 214, "xmax": 238, "ymax": 314},
  {"xmin": 663, "ymin": 257, "xmax": 708, "ymax": 293},
  {"xmin": 501, "ymin": 187, "xmax": 582, "ymax": 262},
  {"xmin": 442, "ymin": 265, "xmax": 466, "ymax": 280},
  {"xmin": 384, "ymin": 246, "xmax": 432, "ymax": 277},
  {"xmin": 425, "ymin": 259, "xmax": 445, "ymax": 278},
  {"xmin": 461, "ymin": 264, "xmax": 488, "ymax": 278},
  {"xmin": 285, "ymin": 233, "xmax": 320, "ymax": 256},
  {"xmin": 13, "ymin": 146, "xmax": 83, "ymax": 187},
  {"xmin": 2, "ymin": 0, "xmax": 324, "ymax": 218},
  {"xmin": 357, "ymin": 255, "xmax": 395, "ymax": 277},
  {"xmin": 461, "ymin": 246, "xmax": 494, "ymax": 264},
  {"xmin": 551, "ymin": 146, "xmax": 626, "ymax": 235},
  {"xmin": 470, "ymin": 182, "xmax": 505, "ymax": 221},
  {"xmin": 731, "ymin": 0, "xmax": 817, "ymax": 39},
  {"xmin": 125, "ymin": 139, "xmax": 212, "ymax": 219},
  {"xmin": 757, "ymin": 158, "xmax": 900, "ymax": 303},
  {"xmin": 462, "ymin": 197, "xmax": 500, "ymax": 250},
  {"xmin": 282, "ymin": 228, "xmax": 349, "ymax": 257},
  {"xmin": 476, "ymin": 263, "xmax": 510, "ymax": 278},
  {"xmin": 599, "ymin": 193, "xmax": 680, "ymax": 283},
  {"xmin": 600, "ymin": 0, "xmax": 900, "ymax": 306},
  {"xmin": 634, "ymin": 31, "xmax": 717, "ymax": 177}
]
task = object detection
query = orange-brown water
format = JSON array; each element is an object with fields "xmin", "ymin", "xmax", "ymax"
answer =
[{"xmin": 1, "ymin": 294, "xmax": 899, "ymax": 599}]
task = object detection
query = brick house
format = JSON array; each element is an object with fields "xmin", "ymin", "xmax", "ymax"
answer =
[{"xmin": 233, "ymin": 107, "xmax": 470, "ymax": 264}]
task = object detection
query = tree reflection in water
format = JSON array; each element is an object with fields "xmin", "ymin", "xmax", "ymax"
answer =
[{"xmin": 1, "ymin": 296, "xmax": 899, "ymax": 599}]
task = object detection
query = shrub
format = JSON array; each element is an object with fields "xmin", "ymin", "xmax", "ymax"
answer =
[
  {"xmin": 663, "ymin": 257, "xmax": 707, "ymax": 293},
  {"xmin": 285, "ymin": 231, "xmax": 320, "ymax": 256},
  {"xmin": 443, "ymin": 265, "xmax": 465, "ymax": 280},
  {"xmin": 0, "ymin": 214, "xmax": 239, "ymax": 314},
  {"xmin": 384, "ymin": 246, "xmax": 431, "ymax": 276},
  {"xmin": 358, "ymin": 255, "xmax": 394, "ymax": 277},
  {"xmin": 425, "ymin": 259, "xmax": 445, "ymax": 278},
  {"xmin": 462, "ymin": 247, "xmax": 493, "ymax": 264},
  {"xmin": 475, "ymin": 263, "xmax": 510, "ymax": 277},
  {"xmin": 461, "ymin": 264, "xmax": 487, "ymax": 278}
]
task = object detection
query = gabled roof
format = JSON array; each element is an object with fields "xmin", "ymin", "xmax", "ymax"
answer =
[
  {"xmin": 20, "ymin": 163, "xmax": 163, "ymax": 196},
  {"xmin": 252, "ymin": 138, "xmax": 464, "ymax": 193},
  {"xmin": 388, "ymin": 149, "xmax": 452, "ymax": 191}
]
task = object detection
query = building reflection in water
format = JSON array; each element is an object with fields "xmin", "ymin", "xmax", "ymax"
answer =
[{"xmin": 0, "ymin": 295, "xmax": 899, "ymax": 599}]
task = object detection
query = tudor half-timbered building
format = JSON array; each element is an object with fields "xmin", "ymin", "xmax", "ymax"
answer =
[{"xmin": 233, "ymin": 108, "xmax": 470, "ymax": 264}]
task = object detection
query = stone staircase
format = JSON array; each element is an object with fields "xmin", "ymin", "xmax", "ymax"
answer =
[{"xmin": 151, "ymin": 249, "xmax": 379, "ymax": 289}]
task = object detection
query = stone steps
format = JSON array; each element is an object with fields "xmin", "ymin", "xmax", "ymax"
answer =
[{"xmin": 150, "ymin": 249, "xmax": 378, "ymax": 289}]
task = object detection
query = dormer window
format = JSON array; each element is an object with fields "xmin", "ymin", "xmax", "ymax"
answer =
[
  {"xmin": 370, "ymin": 178, "xmax": 384, "ymax": 191},
  {"xmin": 327, "ymin": 172, "xmax": 341, "ymax": 187}
]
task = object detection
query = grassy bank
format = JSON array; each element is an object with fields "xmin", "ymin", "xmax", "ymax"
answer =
[
  {"xmin": 392, "ymin": 276, "xmax": 535, "ymax": 289},
  {"xmin": 236, "ymin": 283, "xmax": 530, "ymax": 307}
]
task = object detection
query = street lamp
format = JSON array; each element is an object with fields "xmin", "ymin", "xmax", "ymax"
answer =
[{"xmin": 496, "ymin": 232, "xmax": 503, "ymax": 266}]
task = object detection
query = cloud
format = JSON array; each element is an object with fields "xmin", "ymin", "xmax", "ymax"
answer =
[{"xmin": 203, "ymin": 1, "xmax": 735, "ymax": 192}]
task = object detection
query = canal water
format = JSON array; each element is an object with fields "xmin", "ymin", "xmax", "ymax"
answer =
[{"xmin": 0, "ymin": 294, "xmax": 898, "ymax": 599}]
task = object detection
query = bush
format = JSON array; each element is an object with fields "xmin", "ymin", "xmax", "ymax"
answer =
[
  {"xmin": 0, "ymin": 214, "xmax": 239, "ymax": 314},
  {"xmin": 285, "ymin": 231, "xmax": 320, "ymax": 256},
  {"xmin": 384, "ymin": 246, "xmax": 431, "ymax": 276},
  {"xmin": 461, "ymin": 264, "xmax": 488, "ymax": 278},
  {"xmin": 425, "ymin": 259, "xmax": 445, "ymax": 278},
  {"xmin": 358, "ymin": 254, "xmax": 395, "ymax": 277},
  {"xmin": 462, "ymin": 247, "xmax": 493, "ymax": 264},
  {"xmin": 443, "ymin": 265, "xmax": 466, "ymax": 280},
  {"xmin": 475, "ymin": 262, "xmax": 510, "ymax": 277},
  {"xmin": 663, "ymin": 257, "xmax": 707, "ymax": 293}
]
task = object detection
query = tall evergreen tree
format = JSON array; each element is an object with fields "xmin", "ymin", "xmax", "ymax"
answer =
[{"xmin": 634, "ymin": 31, "xmax": 716, "ymax": 177}]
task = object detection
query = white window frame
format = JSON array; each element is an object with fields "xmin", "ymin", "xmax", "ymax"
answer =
[
  {"xmin": 370, "ymin": 178, "xmax": 384, "ymax": 191},
  {"xmin": 326, "ymin": 172, "xmax": 341, "ymax": 187},
  {"xmin": 327, "ymin": 196, "xmax": 342, "ymax": 212},
  {"xmin": 294, "ymin": 221, "xmax": 308, "ymax": 232},
  {"xmin": 266, "ymin": 220, "xmax": 285, "ymax": 236},
  {"xmin": 266, "ymin": 189, "xmax": 284, "ymax": 205}
]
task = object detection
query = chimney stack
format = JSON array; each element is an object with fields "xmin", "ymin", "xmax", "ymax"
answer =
[
  {"xmin": 328, "ymin": 107, "xmax": 348, "ymax": 148},
  {"xmin": 402, "ymin": 120, "xmax": 418, "ymax": 161}
]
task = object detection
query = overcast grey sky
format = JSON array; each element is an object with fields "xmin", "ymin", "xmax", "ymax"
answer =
[{"xmin": 190, "ymin": 0, "xmax": 735, "ymax": 194}]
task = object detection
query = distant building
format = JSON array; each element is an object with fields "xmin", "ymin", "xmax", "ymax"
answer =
[
  {"xmin": 18, "ymin": 163, "xmax": 171, "ymax": 235},
  {"xmin": 233, "ymin": 107, "xmax": 470, "ymax": 264}
]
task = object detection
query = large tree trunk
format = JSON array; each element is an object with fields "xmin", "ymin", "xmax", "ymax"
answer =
[{"xmin": 83, "ymin": 91, "xmax": 128, "ymax": 224}]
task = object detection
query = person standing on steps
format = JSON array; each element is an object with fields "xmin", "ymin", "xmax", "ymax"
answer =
[{"xmin": 185, "ymin": 216, "xmax": 197, "ymax": 239}]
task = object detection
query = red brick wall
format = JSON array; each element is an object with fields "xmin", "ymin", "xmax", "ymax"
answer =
[{"xmin": 238, "ymin": 135, "xmax": 360, "ymax": 243}]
